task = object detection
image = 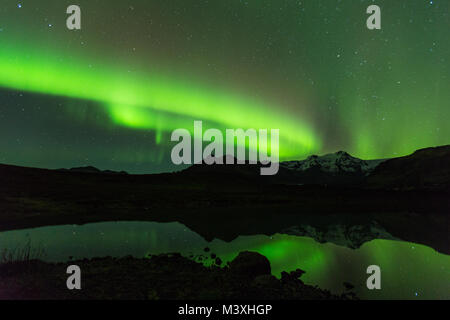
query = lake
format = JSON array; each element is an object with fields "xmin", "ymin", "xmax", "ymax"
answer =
[{"xmin": 0, "ymin": 221, "xmax": 448, "ymax": 299}]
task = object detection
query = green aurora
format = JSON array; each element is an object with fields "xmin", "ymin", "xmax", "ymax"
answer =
[
  {"xmin": 0, "ymin": 35, "xmax": 318, "ymax": 159},
  {"xmin": 0, "ymin": 0, "xmax": 448, "ymax": 172}
]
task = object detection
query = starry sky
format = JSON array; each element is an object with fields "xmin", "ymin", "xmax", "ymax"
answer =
[{"xmin": 0, "ymin": 0, "xmax": 448, "ymax": 173}]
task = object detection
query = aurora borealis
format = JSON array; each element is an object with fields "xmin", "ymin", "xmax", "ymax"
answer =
[{"xmin": 0, "ymin": 0, "xmax": 448, "ymax": 173}]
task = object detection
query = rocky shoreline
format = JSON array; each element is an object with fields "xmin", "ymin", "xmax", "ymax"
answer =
[{"xmin": 0, "ymin": 251, "xmax": 354, "ymax": 300}]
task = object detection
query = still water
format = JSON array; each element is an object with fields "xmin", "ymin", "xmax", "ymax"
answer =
[{"xmin": 0, "ymin": 221, "xmax": 448, "ymax": 299}]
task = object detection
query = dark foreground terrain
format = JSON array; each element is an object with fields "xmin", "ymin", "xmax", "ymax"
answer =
[{"xmin": 0, "ymin": 251, "xmax": 351, "ymax": 300}]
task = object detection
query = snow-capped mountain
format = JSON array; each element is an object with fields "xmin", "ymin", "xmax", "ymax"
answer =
[
  {"xmin": 281, "ymin": 151, "xmax": 386, "ymax": 175},
  {"xmin": 280, "ymin": 151, "xmax": 387, "ymax": 186}
]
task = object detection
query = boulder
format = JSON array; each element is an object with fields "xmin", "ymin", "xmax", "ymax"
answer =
[{"xmin": 229, "ymin": 251, "xmax": 271, "ymax": 278}]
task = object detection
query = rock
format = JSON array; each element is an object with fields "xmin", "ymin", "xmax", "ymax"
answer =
[
  {"xmin": 229, "ymin": 251, "xmax": 271, "ymax": 278},
  {"xmin": 0, "ymin": 254, "xmax": 349, "ymax": 300},
  {"xmin": 281, "ymin": 269, "xmax": 306, "ymax": 282},
  {"xmin": 252, "ymin": 274, "xmax": 280, "ymax": 288},
  {"xmin": 291, "ymin": 268, "xmax": 306, "ymax": 279}
]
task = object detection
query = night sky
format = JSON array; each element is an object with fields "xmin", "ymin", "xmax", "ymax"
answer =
[{"xmin": 0, "ymin": 0, "xmax": 448, "ymax": 173}]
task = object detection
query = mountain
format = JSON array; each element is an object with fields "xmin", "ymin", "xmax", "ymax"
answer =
[
  {"xmin": 366, "ymin": 145, "xmax": 450, "ymax": 190},
  {"xmin": 280, "ymin": 151, "xmax": 387, "ymax": 186},
  {"xmin": 178, "ymin": 147, "xmax": 450, "ymax": 189},
  {"xmin": 178, "ymin": 155, "xmax": 297, "ymax": 185},
  {"xmin": 58, "ymin": 166, "xmax": 128, "ymax": 175}
]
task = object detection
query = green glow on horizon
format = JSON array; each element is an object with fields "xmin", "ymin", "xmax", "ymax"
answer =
[
  {"xmin": 0, "ymin": 39, "xmax": 320, "ymax": 160},
  {"xmin": 335, "ymin": 40, "xmax": 449, "ymax": 160}
]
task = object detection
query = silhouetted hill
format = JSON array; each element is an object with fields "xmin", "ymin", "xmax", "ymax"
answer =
[
  {"xmin": 366, "ymin": 145, "xmax": 450, "ymax": 190},
  {"xmin": 57, "ymin": 166, "xmax": 128, "ymax": 175},
  {"xmin": 178, "ymin": 155, "xmax": 297, "ymax": 185}
]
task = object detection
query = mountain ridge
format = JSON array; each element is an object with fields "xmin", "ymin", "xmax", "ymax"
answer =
[
  {"xmin": 281, "ymin": 151, "xmax": 387, "ymax": 175},
  {"xmin": 0, "ymin": 145, "xmax": 448, "ymax": 253}
]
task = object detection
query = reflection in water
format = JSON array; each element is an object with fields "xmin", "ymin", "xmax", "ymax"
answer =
[{"xmin": 0, "ymin": 221, "xmax": 448, "ymax": 300}]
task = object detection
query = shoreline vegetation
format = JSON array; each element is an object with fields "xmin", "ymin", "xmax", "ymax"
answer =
[{"xmin": 0, "ymin": 251, "xmax": 354, "ymax": 300}]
